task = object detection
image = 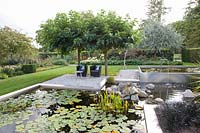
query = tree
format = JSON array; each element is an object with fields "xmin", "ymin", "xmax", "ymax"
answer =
[
  {"xmin": 171, "ymin": 0, "xmax": 200, "ymax": 48},
  {"xmin": 146, "ymin": 0, "xmax": 169, "ymax": 22},
  {"xmin": 36, "ymin": 11, "xmax": 93, "ymax": 64},
  {"xmin": 0, "ymin": 27, "xmax": 37, "ymax": 65},
  {"xmin": 86, "ymin": 10, "xmax": 137, "ymax": 76},
  {"xmin": 140, "ymin": 20, "xmax": 183, "ymax": 56}
]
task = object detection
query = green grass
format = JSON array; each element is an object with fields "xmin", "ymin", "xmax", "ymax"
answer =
[
  {"xmin": 36, "ymin": 65, "xmax": 62, "ymax": 72},
  {"xmin": 0, "ymin": 66, "xmax": 75, "ymax": 95},
  {"xmin": 0, "ymin": 65, "xmax": 138, "ymax": 96}
]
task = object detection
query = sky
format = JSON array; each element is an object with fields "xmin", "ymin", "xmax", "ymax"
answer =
[{"xmin": 0, "ymin": 0, "xmax": 190, "ymax": 40}]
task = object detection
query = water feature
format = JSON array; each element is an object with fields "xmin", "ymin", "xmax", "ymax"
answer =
[
  {"xmin": 149, "ymin": 83, "xmax": 188, "ymax": 102},
  {"xmin": 139, "ymin": 66, "xmax": 200, "ymax": 83},
  {"xmin": 0, "ymin": 88, "xmax": 144, "ymax": 133}
]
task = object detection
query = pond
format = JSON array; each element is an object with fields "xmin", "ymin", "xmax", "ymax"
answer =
[
  {"xmin": 139, "ymin": 66, "xmax": 200, "ymax": 83},
  {"xmin": 0, "ymin": 88, "xmax": 144, "ymax": 133},
  {"xmin": 148, "ymin": 83, "xmax": 188, "ymax": 102}
]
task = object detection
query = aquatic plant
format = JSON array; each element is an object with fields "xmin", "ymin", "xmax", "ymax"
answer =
[
  {"xmin": 106, "ymin": 76, "xmax": 116, "ymax": 87},
  {"xmin": 0, "ymin": 89, "xmax": 143, "ymax": 133},
  {"xmin": 98, "ymin": 91, "xmax": 129, "ymax": 114}
]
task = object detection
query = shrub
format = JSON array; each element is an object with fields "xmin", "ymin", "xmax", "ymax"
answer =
[
  {"xmin": 98, "ymin": 91, "xmax": 129, "ymax": 114},
  {"xmin": 182, "ymin": 48, "xmax": 200, "ymax": 63},
  {"xmin": 155, "ymin": 102, "xmax": 200, "ymax": 132},
  {"xmin": 22, "ymin": 64, "xmax": 37, "ymax": 74},
  {"xmin": 14, "ymin": 71, "xmax": 24, "ymax": 76},
  {"xmin": 1, "ymin": 65, "xmax": 22, "ymax": 77},
  {"xmin": 0, "ymin": 73, "xmax": 8, "ymax": 79},
  {"xmin": 52, "ymin": 59, "xmax": 68, "ymax": 65},
  {"xmin": 36, "ymin": 58, "xmax": 53, "ymax": 67},
  {"xmin": 106, "ymin": 76, "xmax": 116, "ymax": 87},
  {"xmin": 81, "ymin": 59, "xmax": 183, "ymax": 65}
]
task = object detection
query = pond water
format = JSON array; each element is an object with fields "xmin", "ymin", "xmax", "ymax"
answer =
[
  {"xmin": 148, "ymin": 83, "xmax": 188, "ymax": 102},
  {"xmin": 140, "ymin": 66, "xmax": 199, "ymax": 73},
  {"xmin": 0, "ymin": 88, "xmax": 144, "ymax": 133}
]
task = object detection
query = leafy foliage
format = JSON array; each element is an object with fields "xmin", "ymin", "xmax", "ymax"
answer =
[
  {"xmin": 85, "ymin": 10, "xmax": 137, "ymax": 75},
  {"xmin": 155, "ymin": 102, "xmax": 200, "ymax": 132},
  {"xmin": 146, "ymin": 0, "xmax": 169, "ymax": 22},
  {"xmin": 0, "ymin": 27, "xmax": 38, "ymax": 65},
  {"xmin": 36, "ymin": 10, "xmax": 139, "ymax": 75},
  {"xmin": 140, "ymin": 20, "xmax": 183, "ymax": 54},
  {"xmin": 98, "ymin": 91, "xmax": 129, "ymax": 114},
  {"xmin": 0, "ymin": 89, "xmax": 143, "ymax": 133},
  {"xmin": 171, "ymin": 0, "xmax": 200, "ymax": 48},
  {"xmin": 36, "ymin": 11, "xmax": 94, "ymax": 64},
  {"xmin": 22, "ymin": 64, "xmax": 37, "ymax": 74}
]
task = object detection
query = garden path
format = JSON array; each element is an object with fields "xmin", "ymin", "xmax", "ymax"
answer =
[
  {"xmin": 41, "ymin": 74, "xmax": 107, "ymax": 91},
  {"xmin": 115, "ymin": 69, "xmax": 140, "ymax": 82}
]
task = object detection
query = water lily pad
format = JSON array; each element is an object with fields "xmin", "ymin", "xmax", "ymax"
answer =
[{"xmin": 78, "ymin": 126, "xmax": 87, "ymax": 131}]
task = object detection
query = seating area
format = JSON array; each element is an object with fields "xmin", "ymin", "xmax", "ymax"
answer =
[
  {"xmin": 76, "ymin": 65, "xmax": 101, "ymax": 77},
  {"xmin": 76, "ymin": 65, "xmax": 87, "ymax": 77}
]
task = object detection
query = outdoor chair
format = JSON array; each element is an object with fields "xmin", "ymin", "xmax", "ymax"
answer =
[
  {"xmin": 173, "ymin": 54, "xmax": 182, "ymax": 62},
  {"xmin": 76, "ymin": 65, "xmax": 87, "ymax": 77},
  {"xmin": 90, "ymin": 65, "xmax": 101, "ymax": 77}
]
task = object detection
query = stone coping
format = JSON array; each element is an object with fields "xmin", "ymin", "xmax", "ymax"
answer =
[
  {"xmin": 0, "ymin": 83, "xmax": 103, "ymax": 101},
  {"xmin": 144, "ymin": 104, "xmax": 163, "ymax": 133},
  {"xmin": 0, "ymin": 84, "xmax": 40, "ymax": 101}
]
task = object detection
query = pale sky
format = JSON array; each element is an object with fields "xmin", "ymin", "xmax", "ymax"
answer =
[{"xmin": 0, "ymin": 0, "xmax": 189, "ymax": 39}]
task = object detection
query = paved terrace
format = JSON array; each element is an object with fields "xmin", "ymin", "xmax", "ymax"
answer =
[
  {"xmin": 41, "ymin": 74, "xmax": 107, "ymax": 91},
  {"xmin": 115, "ymin": 69, "xmax": 140, "ymax": 82}
]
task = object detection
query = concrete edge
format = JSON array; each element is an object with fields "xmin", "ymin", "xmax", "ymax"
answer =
[
  {"xmin": 0, "ymin": 84, "xmax": 40, "ymax": 101},
  {"xmin": 0, "ymin": 83, "xmax": 102, "ymax": 101},
  {"xmin": 144, "ymin": 104, "xmax": 163, "ymax": 133}
]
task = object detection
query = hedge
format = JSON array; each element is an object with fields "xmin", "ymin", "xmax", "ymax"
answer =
[
  {"xmin": 22, "ymin": 64, "xmax": 37, "ymax": 74},
  {"xmin": 81, "ymin": 59, "xmax": 183, "ymax": 65},
  {"xmin": 182, "ymin": 48, "xmax": 200, "ymax": 62}
]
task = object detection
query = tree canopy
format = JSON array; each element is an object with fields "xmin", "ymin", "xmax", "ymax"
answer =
[
  {"xmin": 146, "ymin": 0, "xmax": 169, "ymax": 22},
  {"xmin": 139, "ymin": 20, "xmax": 183, "ymax": 55},
  {"xmin": 85, "ymin": 10, "xmax": 137, "ymax": 75},
  {"xmin": 36, "ymin": 10, "xmax": 138, "ymax": 75},
  {"xmin": 36, "ymin": 11, "xmax": 94, "ymax": 64},
  {"xmin": 171, "ymin": 0, "xmax": 200, "ymax": 48},
  {"xmin": 0, "ymin": 27, "xmax": 37, "ymax": 65}
]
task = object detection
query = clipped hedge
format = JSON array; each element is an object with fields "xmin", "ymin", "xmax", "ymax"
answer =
[
  {"xmin": 52, "ymin": 59, "xmax": 68, "ymax": 65},
  {"xmin": 182, "ymin": 48, "xmax": 200, "ymax": 63},
  {"xmin": 22, "ymin": 64, "xmax": 37, "ymax": 74},
  {"xmin": 81, "ymin": 59, "xmax": 183, "ymax": 65}
]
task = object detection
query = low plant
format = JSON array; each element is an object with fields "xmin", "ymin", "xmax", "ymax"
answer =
[
  {"xmin": 1, "ymin": 65, "xmax": 22, "ymax": 77},
  {"xmin": 155, "ymin": 102, "xmax": 200, "ymax": 132},
  {"xmin": 0, "ymin": 73, "xmax": 8, "ymax": 79},
  {"xmin": 98, "ymin": 91, "xmax": 129, "ymax": 114},
  {"xmin": 52, "ymin": 59, "xmax": 68, "ymax": 65},
  {"xmin": 106, "ymin": 76, "xmax": 116, "ymax": 87},
  {"xmin": 22, "ymin": 64, "xmax": 37, "ymax": 74}
]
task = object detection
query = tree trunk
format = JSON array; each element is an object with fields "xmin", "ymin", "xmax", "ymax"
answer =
[
  {"xmin": 77, "ymin": 48, "xmax": 81, "ymax": 65},
  {"xmin": 104, "ymin": 51, "xmax": 108, "ymax": 76},
  {"xmin": 61, "ymin": 50, "xmax": 64, "ymax": 59}
]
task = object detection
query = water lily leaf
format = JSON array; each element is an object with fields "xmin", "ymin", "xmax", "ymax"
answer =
[
  {"xmin": 78, "ymin": 126, "xmax": 87, "ymax": 131},
  {"xmin": 120, "ymin": 127, "xmax": 131, "ymax": 133},
  {"xmin": 128, "ymin": 109, "xmax": 135, "ymax": 113},
  {"xmin": 127, "ymin": 120, "xmax": 136, "ymax": 126}
]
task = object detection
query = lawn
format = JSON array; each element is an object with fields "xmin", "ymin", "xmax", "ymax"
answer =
[
  {"xmin": 0, "ymin": 63, "xmax": 198, "ymax": 96},
  {"xmin": 0, "ymin": 66, "xmax": 74, "ymax": 96},
  {"xmin": 0, "ymin": 65, "xmax": 138, "ymax": 96}
]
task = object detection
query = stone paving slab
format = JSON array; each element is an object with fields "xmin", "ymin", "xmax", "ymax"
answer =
[
  {"xmin": 43, "ymin": 74, "xmax": 107, "ymax": 91},
  {"xmin": 115, "ymin": 69, "xmax": 140, "ymax": 82},
  {"xmin": 144, "ymin": 104, "xmax": 163, "ymax": 133}
]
